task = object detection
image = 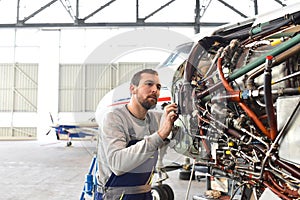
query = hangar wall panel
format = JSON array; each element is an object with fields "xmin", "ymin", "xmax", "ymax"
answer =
[
  {"xmin": 14, "ymin": 63, "xmax": 38, "ymax": 112},
  {"xmin": 0, "ymin": 64, "xmax": 13, "ymax": 111},
  {"xmin": 0, "ymin": 63, "xmax": 38, "ymax": 112},
  {"xmin": 59, "ymin": 64, "xmax": 82, "ymax": 112},
  {"xmin": 116, "ymin": 62, "xmax": 158, "ymax": 85},
  {"xmin": 85, "ymin": 64, "xmax": 117, "ymax": 112},
  {"xmin": 59, "ymin": 62, "xmax": 158, "ymax": 112},
  {"xmin": 0, "ymin": 127, "xmax": 36, "ymax": 139}
]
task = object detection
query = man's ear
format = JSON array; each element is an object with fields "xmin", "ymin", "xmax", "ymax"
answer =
[{"xmin": 130, "ymin": 84, "xmax": 136, "ymax": 94}]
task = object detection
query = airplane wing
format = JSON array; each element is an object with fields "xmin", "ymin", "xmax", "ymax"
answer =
[{"xmin": 65, "ymin": 127, "xmax": 98, "ymax": 138}]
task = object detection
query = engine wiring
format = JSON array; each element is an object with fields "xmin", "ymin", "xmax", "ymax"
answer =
[{"xmin": 170, "ymin": 10, "xmax": 300, "ymax": 199}]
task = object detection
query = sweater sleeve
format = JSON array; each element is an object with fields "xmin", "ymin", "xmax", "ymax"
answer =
[{"xmin": 100, "ymin": 110, "xmax": 165, "ymax": 176}]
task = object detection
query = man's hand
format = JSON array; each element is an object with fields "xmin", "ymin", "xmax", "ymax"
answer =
[{"xmin": 158, "ymin": 103, "xmax": 178, "ymax": 140}]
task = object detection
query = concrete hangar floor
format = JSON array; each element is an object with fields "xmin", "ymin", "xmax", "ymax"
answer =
[{"xmin": 0, "ymin": 140, "xmax": 207, "ymax": 200}]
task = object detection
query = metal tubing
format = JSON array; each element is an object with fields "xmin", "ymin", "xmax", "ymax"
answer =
[
  {"xmin": 228, "ymin": 33, "xmax": 300, "ymax": 82},
  {"xmin": 273, "ymin": 157, "xmax": 300, "ymax": 180},
  {"xmin": 246, "ymin": 43, "xmax": 300, "ymax": 86},
  {"xmin": 197, "ymin": 34, "xmax": 300, "ymax": 100},
  {"xmin": 217, "ymin": 57, "xmax": 270, "ymax": 137},
  {"xmin": 263, "ymin": 56, "xmax": 277, "ymax": 141}
]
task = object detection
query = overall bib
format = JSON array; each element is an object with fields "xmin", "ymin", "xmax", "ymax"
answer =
[{"xmin": 95, "ymin": 140, "xmax": 158, "ymax": 200}]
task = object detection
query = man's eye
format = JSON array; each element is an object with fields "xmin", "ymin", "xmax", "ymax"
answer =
[
  {"xmin": 144, "ymin": 81, "xmax": 161, "ymax": 90},
  {"xmin": 146, "ymin": 82, "xmax": 153, "ymax": 86}
]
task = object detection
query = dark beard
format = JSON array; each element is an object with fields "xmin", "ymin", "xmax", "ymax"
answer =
[{"xmin": 141, "ymin": 99, "xmax": 157, "ymax": 110}]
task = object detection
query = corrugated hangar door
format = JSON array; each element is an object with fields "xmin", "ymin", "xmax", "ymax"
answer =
[
  {"xmin": 59, "ymin": 63, "xmax": 118, "ymax": 112},
  {"xmin": 0, "ymin": 62, "xmax": 158, "ymax": 139},
  {"xmin": 59, "ymin": 62, "xmax": 158, "ymax": 112},
  {"xmin": 0, "ymin": 63, "xmax": 38, "ymax": 140},
  {"xmin": 116, "ymin": 62, "xmax": 159, "ymax": 85}
]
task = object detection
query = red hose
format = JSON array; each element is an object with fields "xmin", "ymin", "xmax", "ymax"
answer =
[
  {"xmin": 263, "ymin": 181, "xmax": 291, "ymax": 200},
  {"xmin": 266, "ymin": 172, "xmax": 299, "ymax": 198},
  {"xmin": 217, "ymin": 57, "xmax": 271, "ymax": 139}
]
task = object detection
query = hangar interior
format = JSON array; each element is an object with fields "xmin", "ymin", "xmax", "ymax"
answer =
[
  {"xmin": 0, "ymin": 0, "xmax": 292, "ymax": 141},
  {"xmin": 0, "ymin": 0, "xmax": 298, "ymax": 200}
]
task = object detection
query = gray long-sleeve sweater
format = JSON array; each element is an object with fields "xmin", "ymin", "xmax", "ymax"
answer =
[{"xmin": 96, "ymin": 105, "xmax": 166, "ymax": 187}]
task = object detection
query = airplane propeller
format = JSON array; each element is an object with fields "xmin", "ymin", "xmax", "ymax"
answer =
[
  {"xmin": 49, "ymin": 112, "xmax": 54, "ymax": 124},
  {"xmin": 46, "ymin": 112, "xmax": 54, "ymax": 135},
  {"xmin": 46, "ymin": 129, "xmax": 51, "ymax": 136},
  {"xmin": 46, "ymin": 112, "xmax": 60, "ymax": 140}
]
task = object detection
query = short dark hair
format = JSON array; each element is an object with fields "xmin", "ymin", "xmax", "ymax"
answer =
[{"xmin": 130, "ymin": 69, "xmax": 158, "ymax": 86}]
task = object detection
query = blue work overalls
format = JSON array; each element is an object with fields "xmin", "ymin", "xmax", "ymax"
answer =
[{"xmin": 95, "ymin": 140, "xmax": 158, "ymax": 200}]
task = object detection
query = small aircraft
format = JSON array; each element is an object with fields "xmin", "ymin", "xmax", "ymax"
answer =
[{"xmin": 46, "ymin": 113, "xmax": 98, "ymax": 146}]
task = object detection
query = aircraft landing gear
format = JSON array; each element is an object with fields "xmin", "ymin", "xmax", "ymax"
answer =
[
  {"xmin": 67, "ymin": 141, "xmax": 72, "ymax": 146},
  {"xmin": 151, "ymin": 184, "xmax": 174, "ymax": 200},
  {"xmin": 161, "ymin": 184, "xmax": 174, "ymax": 200},
  {"xmin": 152, "ymin": 167, "xmax": 174, "ymax": 200},
  {"xmin": 66, "ymin": 136, "xmax": 72, "ymax": 146}
]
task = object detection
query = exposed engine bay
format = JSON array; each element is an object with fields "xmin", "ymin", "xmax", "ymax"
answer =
[{"xmin": 171, "ymin": 6, "xmax": 300, "ymax": 200}]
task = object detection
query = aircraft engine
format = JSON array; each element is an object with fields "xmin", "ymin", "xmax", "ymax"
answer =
[{"xmin": 171, "ymin": 7, "xmax": 300, "ymax": 200}]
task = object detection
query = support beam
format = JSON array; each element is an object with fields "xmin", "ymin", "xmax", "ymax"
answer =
[
  {"xmin": 195, "ymin": 0, "xmax": 201, "ymax": 33},
  {"xmin": 142, "ymin": 0, "xmax": 175, "ymax": 21},
  {"xmin": 0, "ymin": 22, "xmax": 227, "ymax": 28},
  {"xmin": 81, "ymin": 0, "xmax": 117, "ymax": 22},
  {"xmin": 254, "ymin": 0, "xmax": 258, "ymax": 15},
  {"xmin": 19, "ymin": 0, "xmax": 59, "ymax": 24},
  {"xmin": 76, "ymin": 0, "xmax": 79, "ymax": 20},
  {"xmin": 274, "ymin": 0, "xmax": 286, "ymax": 7},
  {"xmin": 217, "ymin": 0, "xmax": 248, "ymax": 18},
  {"xmin": 194, "ymin": 0, "xmax": 213, "ymax": 34},
  {"xmin": 60, "ymin": 0, "xmax": 76, "ymax": 21},
  {"xmin": 136, "ymin": 0, "xmax": 139, "ymax": 22},
  {"xmin": 2, "ymin": 0, "xmax": 285, "ymax": 29}
]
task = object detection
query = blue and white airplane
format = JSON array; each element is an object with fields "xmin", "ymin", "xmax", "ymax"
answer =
[{"xmin": 46, "ymin": 113, "xmax": 98, "ymax": 146}]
